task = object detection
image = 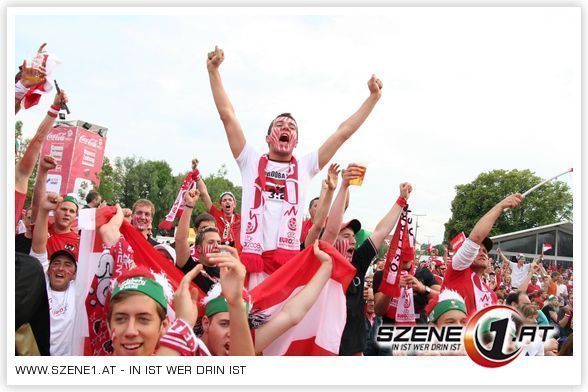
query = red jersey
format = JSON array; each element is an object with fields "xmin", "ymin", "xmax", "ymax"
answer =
[
  {"xmin": 209, "ymin": 205, "xmax": 242, "ymax": 253},
  {"xmin": 300, "ymin": 219, "xmax": 313, "ymax": 245},
  {"xmin": 526, "ymin": 283, "xmax": 541, "ymax": 295},
  {"xmin": 443, "ymin": 262, "xmax": 497, "ymax": 316},
  {"xmin": 47, "ymin": 223, "xmax": 80, "ymax": 259}
]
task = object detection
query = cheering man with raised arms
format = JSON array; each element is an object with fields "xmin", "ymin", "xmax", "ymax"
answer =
[{"xmin": 206, "ymin": 46, "xmax": 383, "ymax": 286}]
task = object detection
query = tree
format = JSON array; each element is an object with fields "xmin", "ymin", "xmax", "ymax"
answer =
[
  {"xmin": 443, "ymin": 169, "xmax": 573, "ymax": 242},
  {"xmin": 96, "ymin": 156, "xmax": 120, "ymax": 204},
  {"xmin": 191, "ymin": 164, "xmax": 242, "ymax": 216}
]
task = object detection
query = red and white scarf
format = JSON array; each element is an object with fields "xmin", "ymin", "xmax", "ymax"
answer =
[
  {"xmin": 158, "ymin": 168, "xmax": 199, "ymax": 231},
  {"xmin": 379, "ymin": 207, "xmax": 414, "ymax": 298},
  {"xmin": 241, "ymin": 155, "xmax": 300, "ymax": 273}
]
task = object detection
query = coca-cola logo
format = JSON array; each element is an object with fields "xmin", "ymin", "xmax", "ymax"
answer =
[
  {"xmin": 47, "ymin": 132, "xmax": 69, "ymax": 141},
  {"xmin": 79, "ymin": 135, "xmax": 99, "ymax": 148}
]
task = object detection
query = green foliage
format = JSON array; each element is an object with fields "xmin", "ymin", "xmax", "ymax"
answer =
[
  {"xmin": 444, "ymin": 169, "xmax": 573, "ymax": 242},
  {"xmin": 192, "ymin": 164, "xmax": 242, "ymax": 217},
  {"xmin": 97, "ymin": 159, "xmax": 241, "ymax": 236}
]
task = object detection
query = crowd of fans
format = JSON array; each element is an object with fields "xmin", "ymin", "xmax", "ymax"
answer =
[{"xmin": 14, "ymin": 45, "xmax": 572, "ymax": 357}]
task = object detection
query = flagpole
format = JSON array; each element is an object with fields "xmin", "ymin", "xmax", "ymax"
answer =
[{"xmin": 504, "ymin": 167, "xmax": 573, "ymax": 212}]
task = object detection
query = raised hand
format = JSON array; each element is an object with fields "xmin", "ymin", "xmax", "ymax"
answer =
[
  {"xmin": 173, "ymin": 264, "xmax": 203, "ymax": 327},
  {"xmin": 399, "ymin": 182, "xmax": 413, "ymax": 199},
  {"xmin": 499, "ymin": 193, "xmax": 524, "ymax": 210},
  {"xmin": 41, "ymin": 192, "xmax": 61, "ymax": 211},
  {"xmin": 184, "ymin": 188, "xmax": 200, "ymax": 206},
  {"xmin": 53, "ymin": 89, "xmax": 68, "ymax": 109},
  {"xmin": 341, "ymin": 163, "xmax": 364, "ymax": 187},
  {"xmin": 39, "ymin": 155, "xmax": 57, "ymax": 172},
  {"xmin": 326, "ymin": 163, "xmax": 340, "ymax": 191},
  {"xmin": 208, "ymin": 245, "xmax": 246, "ymax": 305},
  {"xmin": 367, "ymin": 74, "xmax": 383, "ymax": 97},
  {"xmin": 19, "ymin": 60, "xmax": 46, "ymax": 87},
  {"xmin": 207, "ymin": 45, "xmax": 225, "ymax": 72},
  {"xmin": 313, "ymin": 240, "xmax": 333, "ymax": 265}
]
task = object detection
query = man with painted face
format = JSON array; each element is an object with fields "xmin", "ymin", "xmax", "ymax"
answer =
[
  {"xmin": 197, "ymin": 174, "xmax": 242, "ymax": 253},
  {"xmin": 30, "ymin": 192, "xmax": 78, "ymax": 356},
  {"xmin": 174, "ymin": 189, "xmax": 222, "ymax": 293},
  {"xmin": 207, "ymin": 46, "xmax": 383, "ymax": 281},
  {"xmin": 441, "ymin": 194, "xmax": 524, "ymax": 316},
  {"xmin": 322, "ymin": 167, "xmax": 413, "ymax": 355}
]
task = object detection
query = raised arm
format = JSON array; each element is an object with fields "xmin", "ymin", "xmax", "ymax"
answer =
[
  {"xmin": 98, "ymin": 205, "xmax": 125, "ymax": 247},
  {"xmin": 518, "ymin": 260, "xmax": 540, "ymax": 294},
  {"xmin": 254, "ymin": 240, "xmax": 333, "ymax": 353},
  {"xmin": 304, "ymin": 163, "xmax": 339, "ymax": 248},
  {"xmin": 16, "ymin": 90, "xmax": 66, "ymax": 194},
  {"xmin": 469, "ymin": 194, "xmax": 524, "ymax": 246},
  {"xmin": 196, "ymin": 176, "xmax": 213, "ymax": 212},
  {"xmin": 175, "ymin": 189, "xmax": 199, "ymax": 269},
  {"xmin": 31, "ymin": 193, "xmax": 61, "ymax": 263},
  {"xmin": 206, "ymin": 46, "xmax": 246, "ymax": 158},
  {"xmin": 208, "ymin": 245, "xmax": 255, "ymax": 356},
  {"xmin": 321, "ymin": 165, "xmax": 362, "ymax": 244},
  {"xmin": 15, "ymin": 47, "xmax": 48, "ymax": 114},
  {"xmin": 369, "ymin": 183, "xmax": 412, "ymax": 251},
  {"xmin": 317, "ymin": 75, "xmax": 382, "ymax": 169},
  {"xmin": 30, "ymin": 155, "xmax": 56, "ymax": 224}
]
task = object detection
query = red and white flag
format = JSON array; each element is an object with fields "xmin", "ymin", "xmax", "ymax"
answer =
[
  {"xmin": 250, "ymin": 241, "xmax": 356, "ymax": 356},
  {"xmin": 450, "ymin": 232, "xmax": 467, "ymax": 252},
  {"xmin": 542, "ymin": 243, "xmax": 553, "ymax": 254},
  {"xmin": 76, "ymin": 207, "xmax": 205, "ymax": 356}
]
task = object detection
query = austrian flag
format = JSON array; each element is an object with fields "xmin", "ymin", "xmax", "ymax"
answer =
[{"xmin": 250, "ymin": 241, "xmax": 356, "ymax": 355}]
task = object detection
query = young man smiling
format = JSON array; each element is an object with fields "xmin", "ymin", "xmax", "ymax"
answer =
[{"xmin": 30, "ymin": 192, "xmax": 78, "ymax": 356}]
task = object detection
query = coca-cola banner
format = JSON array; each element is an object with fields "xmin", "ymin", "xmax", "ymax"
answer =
[{"xmin": 40, "ymin": 121, "xmax": 108, "ymax": 200}]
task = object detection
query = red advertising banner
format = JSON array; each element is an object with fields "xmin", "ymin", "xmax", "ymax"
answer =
[{"xmin": 40, "ymin": 120, "xmax": 108, "ymax": 202}]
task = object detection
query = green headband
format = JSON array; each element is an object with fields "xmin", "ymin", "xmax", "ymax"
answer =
[
  {"xmin": 205, "ymin": 296, "xmax": 250, "ymax": 318},
  {"xmin": 61, "ymin": 195, "xmax": 79, "ymax": 209},
  {"xmin": 429, "ymin": 299, "xmax": 467, "ymax": 323},
  {"xmin": 111, "ymin": 276, "xmax": 168, "ymax": 312}
]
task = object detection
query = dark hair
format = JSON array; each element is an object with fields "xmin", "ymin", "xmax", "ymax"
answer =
[
  {"xmin": 308, "ymin": 197, "xmax": 320, "ymax": 210},
  {"xmin": 195, "ymin": 226, "xmax": 219, "ymax": 246},
  {"xmin": 506, "ymin": 290, "xmax": 527, "ymax": 306},
  {"xmin": 267, "ymin": 113, "xmax": 297, "ymax": 135},
  {"xmin": 86, "ymin": 190, "xmax": 101, "ymax": 204},
  {"xmin": 193, "ymin": 212, "xmax": 216, "ymax": 231}
]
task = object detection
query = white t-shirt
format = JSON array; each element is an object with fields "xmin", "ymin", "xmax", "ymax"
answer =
[
  {"xmin": 30, "ymin": 250, "xmax": 77, "ymax": 356},
  {"xmin": 557, "ymin": 283, "xmax": 568, "ymax": 298},
  {"xmin": 236, "ymin": 143, "xmax": 319, "ymax": 252},
  {"xmin": 509, "ymin": 261, "xmax": 531, "ymax": 288}
]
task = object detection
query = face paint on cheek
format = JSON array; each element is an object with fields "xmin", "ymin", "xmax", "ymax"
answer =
[
  {"xmin": 203, "ymin": 244, "xmax": 218, "ymax": 256},
  {"xmin": 286, "ymin": 130, "xmax": 298, "ymax": 152},
  {"xmin": 334, "ymin": 238, "xmax": 350, "ymax": 259},
  {"xmin": 269, "ymin": 127, "xmax": 281, "ymax": 151}
]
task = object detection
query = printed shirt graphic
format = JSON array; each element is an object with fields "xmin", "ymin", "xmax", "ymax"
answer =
[
  {"xmin": 47, "ymin": 223, "xmax": 80, "ymax": 258},
  {"xmin": 442, "ymin": 238, "xmax": 497, "ymax": 315},
  {"xmin": 236, "ymin": 143, "xmax": 319, "ymax": 252}
]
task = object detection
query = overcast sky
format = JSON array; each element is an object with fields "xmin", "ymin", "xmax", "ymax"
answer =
[{"xmin": 11, "ymin": 7, "xmax": 579, "ymax": 245}]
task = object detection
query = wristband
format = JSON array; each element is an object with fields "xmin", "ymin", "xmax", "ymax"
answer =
[
  {"xmin": 47, "ymin": 104, "xmax": 60, "ymax": 118},
  {"xmin": 15, "ymin": 80, "xmax": 28, "ymax": 99},
  {"xmin": 184, "ymin": 204, "xmax": 194, "ymax": 209},
  {"xmin": 396, "ymin": 197, "xmax": 408, "ymax": 208},
  {"xmin": 159, "ymin": 319, "xmax": 197, "ymax": 356}
]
